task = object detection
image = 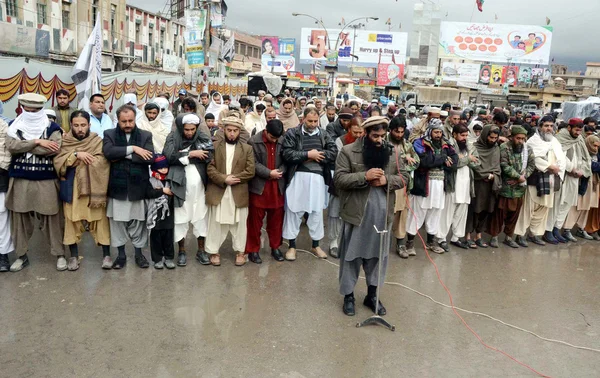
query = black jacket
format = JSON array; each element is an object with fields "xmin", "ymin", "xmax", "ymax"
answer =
[
  {"xmin": 248, "ymin": 131, "xmax": 286, "ymax": 196},
  {"xmin": 282, "ymin": 125, "xmax": 338, "ymax": 186},
  {"xmin": 411, "ymin": 137, "xmax": 458, "ymax": 197},
  {"xmin": 326, "ymin": 119, "xmax": 346, "ymax": 140},
  {"xmin": 103, "ymin": 127, "xmax": 155, "ymax": 201}
]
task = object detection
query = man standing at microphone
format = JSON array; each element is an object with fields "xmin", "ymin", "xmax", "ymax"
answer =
[{"xmin": 334, "ymin": 116, "xmax": 408, "ymax": 317}]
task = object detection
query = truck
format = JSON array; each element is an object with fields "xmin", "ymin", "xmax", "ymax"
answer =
[{"xmin": 402, "ymin": 86, "xmax": 461, "ymax": 110}]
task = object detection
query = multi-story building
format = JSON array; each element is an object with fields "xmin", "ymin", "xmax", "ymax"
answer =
[
  {"xmin": 552, "ymin": 62, "xmax": 600, "ymax": 95},
  {"xmin": 0, "ymin": 0, "xmax": 185, "ymax": 73}
]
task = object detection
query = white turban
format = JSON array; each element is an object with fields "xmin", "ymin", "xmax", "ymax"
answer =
[
  {"xmin": 123, "ymin": 93, "xmax": 137, "ymax": 105},
  {"xmin": 182, "ymin": 114, "xmax": 200, "ymax": 125}
]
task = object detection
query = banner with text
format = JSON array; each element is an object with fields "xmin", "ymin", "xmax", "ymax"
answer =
[
  {"xmin": 261, "ymin": 55, "xmax": 296, "ymax": 74},
  {"xmin": 300, "ymin": 28, "xmax": 408, "ymax": 67},
  {"xmin": 441, "ymin": 62, "xmax": 481, "ymax": 82},
  {"xmin": 438, "ymin": 22, "xmax": 553, "ymax": 65},
  {"xmin": 185, "ymin": 9, "xmax": 207, "ymax": 68},
  {"xmin": 278, "ymin": 38, "xmax": 296, "ymax": 56}
]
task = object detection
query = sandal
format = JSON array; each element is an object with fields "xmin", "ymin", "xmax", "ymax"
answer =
[
  {"xmin": 475, "ymin": 238, "xmax": 488, "ymax": 248},
  {"xmin": 466, "ymin": 240, "xmax": 478, "ymax": 249}
]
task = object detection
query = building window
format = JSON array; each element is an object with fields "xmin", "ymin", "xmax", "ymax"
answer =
[
  {"xmin": 135, "ymin": 24, "xmax": 140, "ymax": 44},
  {"xmin": 37, "ymin": 1, "xmax": 47, "ymax": 25},
  {"xmin": 62, "ymin": 10, "xmax": 70, "ymax": 29},
  {"xmin": 92, "ymin": 0, "xmax": 98, "ymax": 26},
  {"xmin": 149, "ymin": 31, "xmax": 153, "ymax": 46},
  {"xmin": 173, "ymin": 34, "xmax": 177, "ymax": 56},
  {"xmin": 6, "ymin": 0, "xmax": 17, "ymax": 17},
  {"xmin": 575, "ymin": 78, "xmax": 584, "ymax": 86},
  {"xmin": 110, "ymin": 5, "xmax": 117, "ymax": 35},
  {"xmin": 160, "ymin": 30, "xmax": 164, "ymax": 50}
]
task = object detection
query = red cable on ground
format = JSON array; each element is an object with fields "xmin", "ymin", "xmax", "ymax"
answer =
[{"xmin": 393, "ymin": 143, "xmax": 551, "ymax": 378}]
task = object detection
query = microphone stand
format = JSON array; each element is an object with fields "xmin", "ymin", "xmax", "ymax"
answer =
[{"xmin": 356, "ymin": 146, "xmax": 396, "ymax": 332}]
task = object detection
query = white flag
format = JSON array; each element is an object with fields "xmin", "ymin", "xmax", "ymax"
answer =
[
  {"xmin": 220, "ymin": 34, "xmax": 235, "ymax": 63},
  {"xmin": 71, "ymin": 12, "xmax": 102, "ymax": 111}
]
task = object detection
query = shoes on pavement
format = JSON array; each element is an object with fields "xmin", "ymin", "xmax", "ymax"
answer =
[
  {"xmin": 576, "ymin": 229, "xmax": 594, "ymax": 240},
  {"xmin": 343, "ymin": 295, "xmax": 355, "ymax": 316},
  {"xmin": 553, "ymin": 227, "xmax": 567, "ymax": 243},
  {"xmin": 235, "ymin": 253, "xmax": 246, "ymax": 266},
  {"xmin": 210, "ymin": 254, "xmax": 221, "ymax": 266},
  {"xmin": 438, "ymin": 241, "xmax": 450, "ymax": 252},
  {"xmin": 154, "ymin": 261, "xmax": 164, "ymax": 269},
  {"xmin": 196, "ymin": 251, "xmax": 210, "ymax": 265},
  {"xmin": 503, "ymin": 237, "xmax": 520, "ymax": 249},
  {"xmin": 0, "ymin": 254, "xmax": 9, "ymax": 272},
  {"xmin": 112, "ymin": 257, "xmax": 126, "ymax": 269},
  {"xmin": 451, "ymin": 240, "xmax": 469, "ymax": 249},
  {"xmin": 475, "ymin": 239, "xmax": 488, "ymax": 248},
  {"xmin": 562, "ymin": 229, "xmax": 577, "ymax": 243},
  {"xmin": 426, "ymin": 242, "xmax": 445, "ymax": 254},
  {"xmin": 329, "ymin": 247, "xmax": 339, "ymax": 258},
  {"xmin": 515, "ymin": 235, "xmax": 529, "ymax": 248},
  {"xmin": 543, "ymin": 231, "xmax": 558, "ymax": 245},
  {"xmin": 164, "ymin": 259, "xmax": 176, "ymax": 269},
  {"xmin": 285, "ymin": 248, "xmax": 297, "ymax": 261},
  {"xmin": 10, "ymin": 256, "xmax": 29, "ymax": 272},
  {"xmin": 363, "ymin": 295, "xmax": 386, "ymax": 316},
  {"xmin": 396, "ymin": 245, "xmax": 409, "ymax": 259},
  {"xmin": 135, "ymin": 254, "xmax": 150, "ymax": 269},
  {"xmin": 57, "ymin": 256, "xmax": 68, "ymax": 271},
  {"xmin": 102, "ymin": 256, "xmax": 113, "ymax": 269},
  {"xmin": 489, "ymin": 237, "xmax": 499, "ymax": 248},
  {"xmin": 406, "ymin": 240, "xmax": 416, "ymax": 256},
  {"xmin": 177, "ymin": 252, "xmax": 187, "ymax": 266},
  {"xmin": 528, "ymin": 235, "xmax": 546, "ymax": 246},
  {"xmin": 310, "ymin": 246, "xmax": 327, "ymax": 259},
  {"xmin": 271, "ymin": 249, "xmax": 284, "ymax": 261},
  {"xmin": 67, "ymin": 257, "xmax": 79, "ymax": 271},
  {"xmin": 248, "ymin": 252, "xmax": 262, "ymax": 264}
]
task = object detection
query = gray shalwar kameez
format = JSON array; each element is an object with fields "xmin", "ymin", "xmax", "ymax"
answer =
[{"xmin": 338, "ymin": 188, "xmax": 390, "ymax": 295}]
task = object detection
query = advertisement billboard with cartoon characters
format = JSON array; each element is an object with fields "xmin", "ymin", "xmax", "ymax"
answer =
[{"xmin": 438, "ymin": 22, "xmax": 553, "ymax": 65}]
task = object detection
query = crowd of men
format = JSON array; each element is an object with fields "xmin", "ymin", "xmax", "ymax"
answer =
[{"xmin": 0, "ymin": 87, "xmax": 598, "ymax": 317}]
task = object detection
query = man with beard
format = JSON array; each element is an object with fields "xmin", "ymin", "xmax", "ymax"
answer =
[
  {"xmin": 405, "ymin": 119, "xmax": 458, "ymax": 255},
  {"xmin": 103, "ymin": 105, "xmax": 156, "ymax": 269},
  {"xmin": 6, "ymin": 93, "xmax": 65, "ymax": 272},
  {"xmin": 163, "ymin": 113, "xmax": 214, "ymax": 266},
  {"xmin": 389, "ymin": 117, "xmax": 419, "ymax": 258},
  {"xmin": 54, "ymin": 111, "xmax": 112, "ymax": 270},
  {"xmin": 442, "ymin": 110, "xmax": 462, "ymax": 140},
  {"xmin": 408, "ymin": 107, "xmax": 441, "ymax": 143},
  {"xmin": 489, "ymin": 126, "xmax": 536, "ymax": 248},
  {"xmin": 547, "ymin": 118, "xmax": 591, "ymax": 243},
  {"xmin": 328, "ymin": 117, "xmax": 365, "ymax": 258},
  {"xmin": 52, "ymin": 89, "xmax": 76, "ymax": 133},
  {"xmin": 205, "ymin": 115, "xmax": 255, "ymax": 266},
  {"xmin": 320, "ymin": 103, "xmax": 337, "ymax": 130},
  {"xmin": 436, "ymin": 124, "xmax": 479, "ymax": 252},
  {"xmin": 282, "ymin": 107, "xmax": 337, "ymax": 261},
  {"xmin": 245, "ymin": 119, "xmax": 286, "ymax": 263},
  {"xmin": 326, "ymin": 107, "xmax": 353, "ymax": 140},
  {"xmin": 334, "ymin": 116, "xmax": 408, "ymax": 316},
  {"xmin": 514, "ymin": 116, "xmax": 566, "ymax": 245},
  {"xmin": 465, "ymin": 125, "xmax": 501, "ymax": 248},
  {"xmin": 386, "ymin": 104, "xmax": 398, "ymax": 120},
  {"xmin": 173, "ymin": 89, "xmax": 187, "ymax": 118},
  {"xmin": 137, "ymin": 102, "xmax": 170, "ymax": 153}
]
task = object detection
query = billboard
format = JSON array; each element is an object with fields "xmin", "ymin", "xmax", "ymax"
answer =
[
  {"xmin": 491, "ymin": 65, "xmax": 504, "ymax": 85},
  {"xmin": 278, "ymin": 38, "xmax": 296, "ymax": 56},
  {"xmin": 503, "ymin": 66, "xmax": 519, "ymax": 86},
  {"xmin": 185, "ymin": 9, "xmax": 208, "ymax": 68},
  {"xmin": 261, "ymin": 36, "xmax": 279, "ymax": 56},
  {"xmin": 261, "ymin": 55, "xmax": 296, "ymax": 74},
  {"xmin": 377, "ymin": 64, "xmax": 404, "ymax": 86},
  {"xmin": 479, "ymin": 64, "xmax": 492, "ymax": 84},
  {"xmin": 438, "ymin": 22, "xmax": 553, "ymax": 65},
  {"xmin": 441, "ymin": 62, "xmax": 481, "ymax": 83},
  {"xmin": 299, "ymin": 28, "xmax": 408, "ymax": 67}
]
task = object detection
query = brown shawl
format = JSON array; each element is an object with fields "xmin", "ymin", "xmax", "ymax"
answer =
[
  {"xmin": 54, "ymin": 132, "xmax": 110, "ymax": 208},
  {"xmin": 276, "ymin": 98, "xmax": 300, "ymax": 131}
]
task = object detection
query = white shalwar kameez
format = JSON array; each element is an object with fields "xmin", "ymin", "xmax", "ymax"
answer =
[
  {"xmin": 0, "ymin": 192, "xmax": 14, "ymax": 255},
  {"xmin": 205, "ymin": 143, "xmax": 248, "ymax": 254},
  {"xmin": 174, "ymin": 160, "xmax": 208, "ymax": 242},
  {"xmin": 282, "ymin": 171, "xmax": 329, "ymax": 241},
  {"xmin": 406, "ymin": 178, "xmax": 445, "ymax": 236},
  {"xmin": 437, "ymin": 165, "xmax": 471, "ymax": 242}
]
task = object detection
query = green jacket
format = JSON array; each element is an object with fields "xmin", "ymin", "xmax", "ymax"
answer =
[
  {"xmin": 390, "ymin": 138, "xmax": 419, "ymax": 190},
  {"xmin": 334, "ymin": 138, "xmax": 409, "ymax": 226},
  {"xmin": 499, "ymin": 141, "xmax": 536, "ymax": 199}
]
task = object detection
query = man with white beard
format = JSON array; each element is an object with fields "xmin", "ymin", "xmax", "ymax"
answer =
[{"xmin": 514, "ymin": 116, "xmax": 566, "ymax": 245}]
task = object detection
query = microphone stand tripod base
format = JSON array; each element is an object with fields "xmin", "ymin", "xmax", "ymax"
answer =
[{"xmin": 356, "ymin": 315, "xmax": 396, "ymax": 331}]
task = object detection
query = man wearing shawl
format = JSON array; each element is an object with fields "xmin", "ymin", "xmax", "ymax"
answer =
[
  {"xmin": 514, "ymin": 116, "xmax": 566, "ymax": 246},
  {"xmin": 564, "ymin": 135, "xmax": 600, "ymax": 240},
  {"xmin": 465, "ymin": 125, "xmax": 501, "ymax": 248},
  {"xmin": 334, "ymin": 116, "xmax": 408, "ymax": 316},
  {"xmin": 54, "ymin": 110, "xmax": 111, "ymax": 270},
  {"xmin": 489, "ymin": 126, "xmax": 536, "ymax": 248},
  {"xmin": 5, "ymin": 93, "xmax": 65, "ymax": 272},
  {"xmin": 326, "ymin": 107, "xmax": 353, "ymax": 140},
  {"xmin": 282, "ymin": 107, "xmax": 337, "ymax": 261},
  {"xmin": 205, "ymin": 115, "xmax": 255, "ymax": 267},
  {"xmin": 244, "ymin": 101, "xmax": 267, "ymax": 135},
  {"xmin": 442, "ymin": 110, "xmax": 462, "ymax": 140},
  {"xmin": 152, "ymin": 97, "xmax": 175, "ymax": 133},
  {"xmin": 137, "ymin": 102, "xmax": 170, "ymax": 154},
  {"xmin": 408, "ymin": 107, "xmax": 441, "ymax": 143},
  {"xmin": 548, "ymin": 118, "xmax": 592, "ymax": 243},
  {"xmin": 389, "ymin": 117, "xmax": 419, "ymax": 258},
  {"xmin": 163, "ymin": 113, "xmax": 214, "ymax": 266},
  {"xmin": 276, "ymin": 98, "xmax": 300, "ymax": 132},
  {"xmin": 206, "ymin": 92, "xmax": 228, "ymax": 123},
  {"xmin": 103, "ymin": 105, "xmax": 156, "ymax": 269},
  {"xmin": 0, "ymin": 103, "xmax": 13, "ymax": 271},
  {"xmin": 320, "ymin": 103, "xmax": 337, "ymax": 130},
  {"xmin": 435, "ymin": 124, "xmax": 479, "ymax": 252},
  {"xmin": 405, "ymin": 118, "xmax": 458, "ymax": 255}
]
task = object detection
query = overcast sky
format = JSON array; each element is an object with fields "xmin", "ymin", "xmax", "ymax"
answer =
[{"xmin": 130, "ymin": 0, "xmax": 599, "ymax": 70}]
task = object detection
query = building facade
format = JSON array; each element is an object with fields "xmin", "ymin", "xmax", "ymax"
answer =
[{"xmin": 0, "ymin": 0, "xmax": 185, "ymax": 73}]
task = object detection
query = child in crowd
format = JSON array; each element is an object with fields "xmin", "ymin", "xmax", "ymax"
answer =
[
  {"xmin": 147, "ymin": 154, "xmax": 175, "ymax": 269},
  {"xmin": 205, "ymin": 113, "xmax": 219, "ymax": 139}
]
